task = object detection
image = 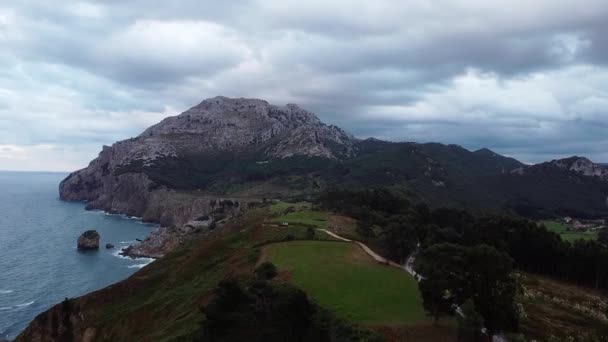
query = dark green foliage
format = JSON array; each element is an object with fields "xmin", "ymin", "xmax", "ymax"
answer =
[
  {"xmin": 458, "ymin": 300, "xmax": 484, "ymax": 342},
  {"xmin": 380, "ymin": 220, "xmax": 418, "ymax": 263},
  {"xmin": 415, "ymin": 244, "xmax": 518, "ymax": 335},
  {"xmin": 254, "ymin": 262, "xmax": 278, "ymax": 280},
  {"xmin": 466, "ymin": 245, "xmax": 518, "ymax": 335},
  {"xmin": 356, "ymin": 220, "xmax": 375, "ymax": 239},
  {"xmin": 319, "ymin": 189, "xmax": 608, "ymax": 292},
  {"xmin": 198, "ymin": 278, "xmax": 382, "ymax": 342},
  {"xmin": 416, "ymin": 244, "xmax": 469, "ymax": 323},
  {"xmin": 116, "ymin": 140, "xmax": 608, "ymax": 218},
  {"xmin": 306, "ymin": 227, "xmax": 316, "ymax": 240}
]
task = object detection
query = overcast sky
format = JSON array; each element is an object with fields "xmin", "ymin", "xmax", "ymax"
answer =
[{"xmin": 1, "ymin": 1, "xmax": 607, "ymax": 171}]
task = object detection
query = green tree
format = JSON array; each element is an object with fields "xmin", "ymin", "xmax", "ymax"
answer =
[
  {"xmin": 457, "ymin": 300, "xmax": 483, "ymax": 342},
  {"xmin": 306, "ymin": 227, "xmax": 316, "ymax": 240},
  {"xmin": 381, "ymin": 221, "xmax": 418, "ymax": 263},
  {"xmin": 415, "ymin": 243, "xmax": 468, "ymax": 324},
  {"xmin": 356, "ymin": 220, "xmax": 375, "ymax": 239},
  {"xmin": 466, "ymin": 244, "xmax": 518, "ymax": 335}
]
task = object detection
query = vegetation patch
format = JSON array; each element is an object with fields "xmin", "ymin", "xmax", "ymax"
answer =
[
  {"xmin": 256, "ymin": 224, "xmax": 337, "ymax": 245},
  {"xmin": 517, "ymin": 272, "xmax": 608, "ymax": 340},
  {"xmin": 273, "ymin": 210, "xmax": 329, "ymax": 229},
  {"xmin": 263, "ymin": 240, "xmax": 426, "ymax": 325},
  {"xmin": 269, "ymin": 201, "xmax": 312, "ymax": 215},
  {"xmin": 541, "ymin": 220, "xmax": 598, "ymax": 242}
]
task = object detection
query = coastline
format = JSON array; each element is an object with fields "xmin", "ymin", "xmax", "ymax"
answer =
[{"xmin": 0, "ymin": 172, "xmax": 160, "ymax": 340}]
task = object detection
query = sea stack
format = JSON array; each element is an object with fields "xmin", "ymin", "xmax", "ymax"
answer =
[{"xmin": 77, "ymin": 230, "xmax": 100, "ymax": 250}]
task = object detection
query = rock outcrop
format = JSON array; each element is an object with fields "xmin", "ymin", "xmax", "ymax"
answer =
[
  {"xmin": 551, "ymin": 156, "xmax": 608, "ymax": 181},
  {"xmin": 59, "ymin": 96, "xmax": 355, "ymax": 226},
  {"xmin": 105, "ymin": 243, "xmax": 114, "ymax": 249},
  {"xmin": 120, "ymin": 202, "xmax": 239, "ymax": 258},
  {"xmin": 77, "ymin": 230, "xmax": 100, "ymax": 250}
]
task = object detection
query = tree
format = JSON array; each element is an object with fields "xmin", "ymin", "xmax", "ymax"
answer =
[
  {"xmin": 415, "ymin": 243, "xmax": 469, "ymax": 324},
  {"xmin": 356, "ymin": 220, "xmax": 375, "ymax": 239},
  {"xmin": 381, "ymin": 221, "xmax": 418, "ymax": 263},
  {"xmin": 306, "ymin": 227, "xmax": 316, "ymax": 240},
  {"xmin": 416, "ymin": 243, "xmax": 519, "ymax": 335},
  {"xmin": 199, "ymin": 278, "xmax": 318, "ymax": 342},
  {"xmin": 466, "ymin": 244, "xmax": 518, "ymax": 335},
  {"xmin": 458, "ymin": 300, "xmax": 484, "ymax": 342}
]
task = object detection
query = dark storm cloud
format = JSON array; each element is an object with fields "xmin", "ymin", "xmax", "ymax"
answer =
[{"xmin": 1, "ymin": 0, "xmax": 608, "ymax": 170}]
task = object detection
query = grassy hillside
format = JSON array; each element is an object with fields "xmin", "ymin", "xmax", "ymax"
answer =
[
  {"xmin": 262, "ymin": 240, "xmax": 426, "ymax": 325},
  {"xmin": 18, "ymin": 209, "xmax": 449, "ymax": 341}
]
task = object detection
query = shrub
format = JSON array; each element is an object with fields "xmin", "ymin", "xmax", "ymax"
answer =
[{"xmin": 254, "ymin": 262, "xmax": 278, "ymax": 280}]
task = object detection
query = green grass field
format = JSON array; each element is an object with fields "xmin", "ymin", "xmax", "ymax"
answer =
[
  {"xmin": 258, "ymin": 224, "xmax": 337, "ymax": 243},
  {"xmin": 273, "ymin": 210, "xmax": 329, "ymax": 229},
  {"xmin": 263, "ymin": 240, "xmax": 427, "ymax": 325},
  {"xmin": 270, "ymin": 201, "xmax": 312, "ymax": 215},
  {"xmin": 542, "ymin": 220, "xmax": 598, "ymax": 242}
]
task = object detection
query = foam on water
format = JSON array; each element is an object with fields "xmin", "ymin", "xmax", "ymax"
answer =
[
  {"xmin": 0, "ymin": 290, "xmax": 13, "ymax": 294},
  {"xmin": 0, "ymin": 301, "xmax": 35, "ymax": 311},
  {"xmin": 127, "ymin": 259, "xmax": 155, "ymax": 269}
]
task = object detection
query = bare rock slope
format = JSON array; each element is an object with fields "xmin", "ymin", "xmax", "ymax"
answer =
[{"xmin": 59, "ymin": 96, "xmax": 356, "ymax": 226}]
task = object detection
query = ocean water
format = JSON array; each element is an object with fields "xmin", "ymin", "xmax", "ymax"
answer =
[{"xmin": 0, "ymin": 171, "xmax": 156, "ymax": 339}]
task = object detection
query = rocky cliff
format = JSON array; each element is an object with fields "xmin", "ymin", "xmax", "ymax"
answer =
[
  {"xmin": 59, "ymin": 96, "xmax": 356, "ymax": 226},
  {"xmin": 551, "ymin": 156, "xmax": 608, "ymax": 181}
]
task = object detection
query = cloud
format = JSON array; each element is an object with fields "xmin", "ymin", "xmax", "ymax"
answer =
[{"xmin": 1, "ymin": 0, "xmax": 608, "ymax": 171}]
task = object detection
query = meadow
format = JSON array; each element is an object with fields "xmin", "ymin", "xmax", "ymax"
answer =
[
  {"xmin": 263, "ymin": 240, "xmax": 427, "ymax": 325},
  {"xmin": 542, "ymin": 220, "xmax": 598, "ymax": 242}
]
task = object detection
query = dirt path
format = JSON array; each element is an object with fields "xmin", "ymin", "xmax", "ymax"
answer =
[{"xmin": 317, "ymin": 229, "xmax": 418, "ymax": 278}]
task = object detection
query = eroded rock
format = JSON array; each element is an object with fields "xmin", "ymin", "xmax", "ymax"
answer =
[{"xmin": 77, "ymin": 230, "xmax": 99, "ymax": 250}]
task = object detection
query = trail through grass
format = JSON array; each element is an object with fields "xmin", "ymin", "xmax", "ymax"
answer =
[{"xmin": 263, "ymin": 240, "xmax": 427, "ymax": 325}]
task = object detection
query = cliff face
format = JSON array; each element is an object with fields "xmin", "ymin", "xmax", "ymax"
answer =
[{"xmin": 59, "ymin": 96, "xmax": 356, "ymax": 225}]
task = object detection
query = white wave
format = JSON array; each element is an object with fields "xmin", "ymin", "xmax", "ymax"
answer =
[
  {"xmin": 15, "ymin": 301, "xmax": 34, "ymax": 308},
  {"xmin": 120, "ymin": 240, "xmax": 136, "ymax": 244},
  {"xmin": 0, "ymin": 290, "xmax": 13, "ymax": 294},
  {"xmin": 0, "ymin": 301, "xmax": 35, "ymax": 311},
  {"xmin": 127, "ymin": 258, "xmax": 154, "ymax": 269},
  {"xmin": 111, "ymin": 248, "xmax": 131, "ymax": 260}
]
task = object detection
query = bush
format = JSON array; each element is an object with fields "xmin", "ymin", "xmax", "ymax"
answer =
[
  {"xmin": 254, "ymin": 262, "xmax": 278, "ymax": 280},
  {"xmin": 306, "ymin": 227, "xmax": 316, "ymax": 240}
]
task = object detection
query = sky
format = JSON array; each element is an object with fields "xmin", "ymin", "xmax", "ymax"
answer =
[{"xmin": 1, "ymin": 0, "xmax": 607, "ymax": 171}]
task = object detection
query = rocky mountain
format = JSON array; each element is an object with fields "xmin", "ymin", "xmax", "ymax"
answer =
[
  {"xmin": 60, "ymin": 96, "xmax": 608, "ymax": 225},
  {"xmin": 549, "ymin": 156, "xmax": 608, "ymax": 181},
  {"xmin": 59, "ymin": 97, "xmax": 355, "ymax": 226}
]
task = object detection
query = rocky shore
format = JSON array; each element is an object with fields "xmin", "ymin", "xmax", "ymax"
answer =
[{"xmin": 119, "ymin": 202, "xmax": 241, "ymax": 259}]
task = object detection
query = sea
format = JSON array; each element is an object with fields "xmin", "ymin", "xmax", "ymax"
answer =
[{"xmin": 0, "ymin": 171, "xmax": 156, "ymax": 340}]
